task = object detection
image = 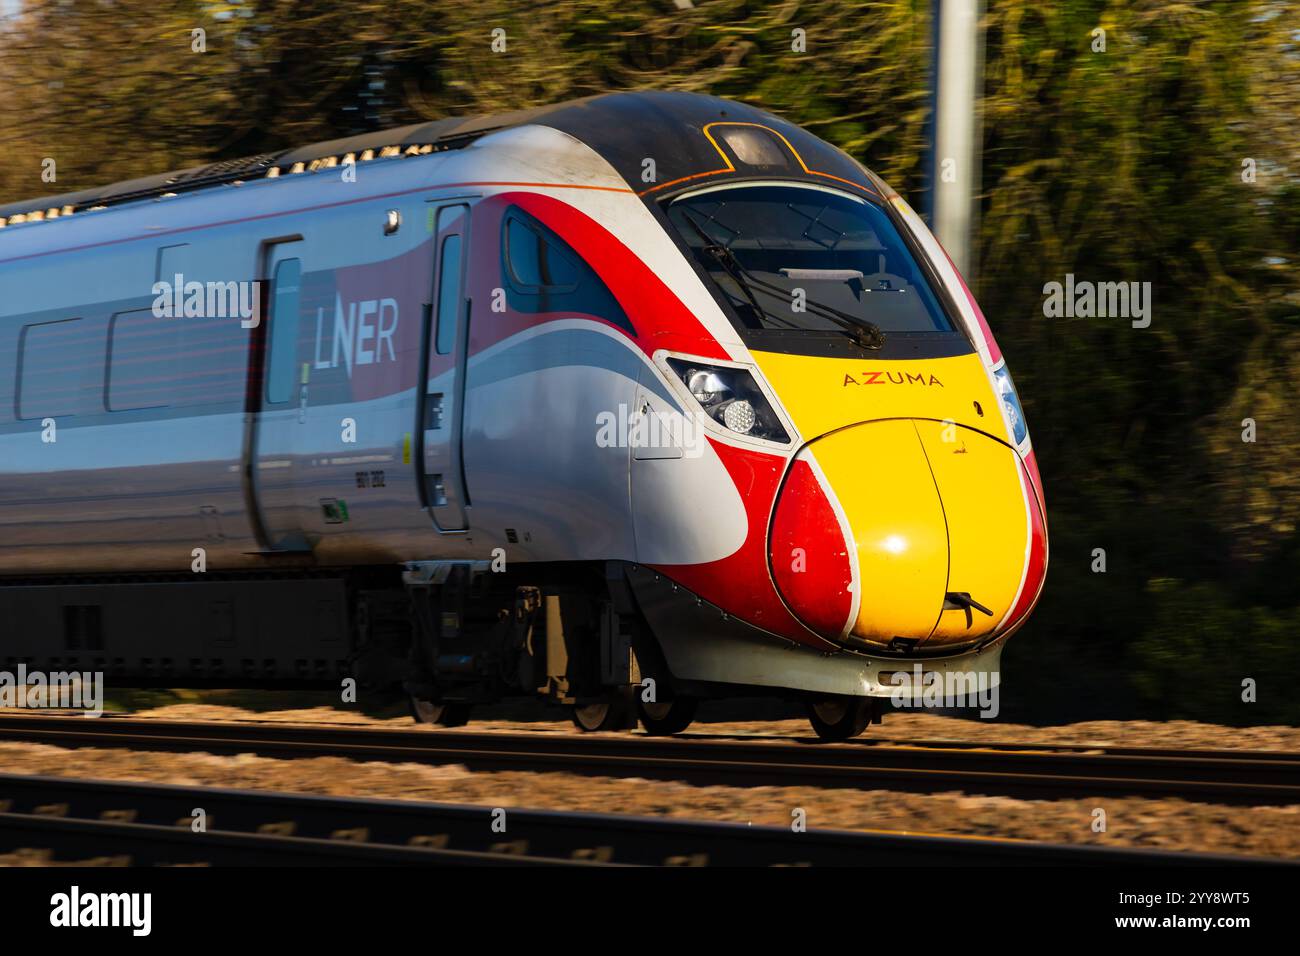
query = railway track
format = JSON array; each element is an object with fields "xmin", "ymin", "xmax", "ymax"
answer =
[
  {"xmin": 1, "ymin": 712, "xmax": 1298, "ymax": 804},
  {"xmin": 0, "ymin": 771, "xmax": 1289, "ymax": 866}
]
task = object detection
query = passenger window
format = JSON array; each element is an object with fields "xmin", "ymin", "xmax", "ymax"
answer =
[
  {"xmin": 265, "ymin": 257, "xmax": 301, "ymax": 404},
  {"xmin": 17, "ymin": 318, "xmax": 94, "ymax": 419},
  {"xmin": 107, "ymin": 310, "xmax": 180, "ymax": 411},
  {"xmin": 103, "ymin": 309, "xmax": 244, "ymax": 412},
  {"xmin": 435, "ymin": 233, "xmax": 463, "ymax": 355}
]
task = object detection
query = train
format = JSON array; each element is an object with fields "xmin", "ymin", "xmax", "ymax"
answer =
[{"xmin": 0, "ymin": 91, "xmax": 1047, "ymax": 739}]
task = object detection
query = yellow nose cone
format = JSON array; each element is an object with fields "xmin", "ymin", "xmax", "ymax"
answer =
[
  {"xmin": 911, "ymin": 418, "xmax": 1033, "ymax": 647},
  {"xmin": 804, "ymin": 420, "xmax": 947, "ymax": 645},
  {"xmin": 792, "ymin": 419, "xmax": 1033, "ymax": 651}
]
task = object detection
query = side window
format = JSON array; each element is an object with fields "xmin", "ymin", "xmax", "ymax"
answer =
[
  {"xmin": 505, "ymin": 219, "xmax": 543, "ymax": 287},
  {"xmin": 17, "ymin": 318, "xmax": 95, "ymax": 420},
  {"xmin": 500, "ymin": 209, "xmax": 633, "ymax": 334},
  {"xmin": 175, "ymin": 314, "xmax": 247, "ymax": 409},
  {"xmin": 107, "ymin": 309, "xmax": 181, "ymax": 411},
  {"xmin": 105, "ymin": 309, "xmax": 243, "ymax": 412},
  {"xmin": 265, "ymin": 257, "xmax": 301, "ymax": 404},
  {"xmin": 506, "ymin": 216, "xmax": 579, "ymax": 291},
  {"xmin": 434, "ymin": 228, "xmax": 463, "ymax": 356}
]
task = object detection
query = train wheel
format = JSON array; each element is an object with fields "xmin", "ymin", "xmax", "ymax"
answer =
[
  {"xmin": 638, "ymin": 697, "xmax": 698, "ymax": 736},
  {"xmin": 806, "ymin": 696, "xmax": 872, "ymax": 741},
  {"xmin": 409, "ymin": 697, "xmax": 472, "ymax": 727},
  {"xmin": 571, "ymin": 695, "xmax": 631, "ymax": 732}
]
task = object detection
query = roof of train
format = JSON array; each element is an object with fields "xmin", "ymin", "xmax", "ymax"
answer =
[{"xmin": 0, "ymin": 91, "xmax": 876, "ymax": 225}]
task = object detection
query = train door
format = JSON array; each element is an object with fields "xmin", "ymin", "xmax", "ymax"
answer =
[
  {"xmin": 417, "ymin": 202, "xmax": 472, "ymax": 532},
  {"xmin": 249, "ymin": 238, "xmax": 311, "ymax": 551}
]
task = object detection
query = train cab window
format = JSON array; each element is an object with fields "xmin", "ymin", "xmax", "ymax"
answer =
[
  {"xmin": 505, "ymin": 215, "xmax": 580, "ymax": 292},
  {"xmin": 666, "ymin": 183, "xmax": 961, "ymax": 346},
  {"xmin": 501, "ymin": 209, "xmax": 633, "ymax": 334},
  {"xmin": 17, "ymin": 318, "xmax": 95, "ymax": 419},
  {"xmin": 265, "ymin": 258, "xmax": 302, "ymax": 404}
]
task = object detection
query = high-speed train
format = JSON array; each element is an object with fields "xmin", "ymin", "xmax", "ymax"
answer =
[{"xmin": 0, "ymin": 91, "xmax": 1046, "ymax": 738}]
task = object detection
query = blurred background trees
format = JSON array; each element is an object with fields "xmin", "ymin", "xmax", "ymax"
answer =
[{"xmin": 1, "ymin": 0, "xmax": 1296, "ymax": 723}]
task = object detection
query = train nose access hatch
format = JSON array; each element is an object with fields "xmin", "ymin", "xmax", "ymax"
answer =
[{"xmin": 769, "ymin": 419, "xmax": 1035, "ymax": 650}]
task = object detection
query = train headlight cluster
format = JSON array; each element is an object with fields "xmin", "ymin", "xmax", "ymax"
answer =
[
  {"xmin": 666, "ymin": 358, "xmax": 789, "ymax": 443},
  {"xmin": 993, "ymin": 364, "xmax": 1028, "ymax": 446},
  {"xmin": 721, "ymin": 399, "xmax": 756, "ymax": 435},
  {"xmin": 686, "ymin": 370, "xmax": 729, "ymax": 405}
]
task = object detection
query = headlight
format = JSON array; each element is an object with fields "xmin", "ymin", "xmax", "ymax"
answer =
[
  {"xmin": 666, "ymin": 358, "xmax": 790, "ymax": 443},
  {"xmin": 687, "ymin": 370, "xmax": 729, "ymax": 405},
  {"xmin": 993, "ymin": 364, "xmax": 1028, "ymax": 446}
]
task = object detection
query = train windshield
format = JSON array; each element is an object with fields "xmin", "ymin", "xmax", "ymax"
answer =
[{"xmin": 666, "ymin": 183, "xmax": 956, "ymax": 339}]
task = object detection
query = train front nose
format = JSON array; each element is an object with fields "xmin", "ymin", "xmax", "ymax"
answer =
[{"xmin": 769, "ymin": 419, "xmax": 1038, "ymax": 650}]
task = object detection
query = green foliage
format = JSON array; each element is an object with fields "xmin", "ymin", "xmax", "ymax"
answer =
[
  {"xmin": 1131, "ymin": 580, "xmax": 1300, "ymax": 725},
  {"xmin": 1, "ymin": 0, "xmax": 1296, "ymax": 724}
]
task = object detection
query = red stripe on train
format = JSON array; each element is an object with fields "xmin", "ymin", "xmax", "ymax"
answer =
[
  {"xmin": 650, "ymin": 439, "xmax": 835, "ymax": 651},
  {"xmin": 768, "ymin": 458, "xmax": 855, "ymax": 640},
  {"xmin": 498, "ymin": 192, "xmax": 728, "ymax": 361}
]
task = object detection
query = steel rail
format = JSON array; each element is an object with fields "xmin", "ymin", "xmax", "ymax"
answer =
[
  {"xmin": 0, "ymin": 772, "xmax": 1289, "ymax": 867},
  {"xmin": 0, "ymin": 713, "xmax": 1297, "ymax": 804}
]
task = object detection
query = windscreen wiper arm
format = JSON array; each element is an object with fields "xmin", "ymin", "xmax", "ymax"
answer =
[
  {"xmin": 740, "ymin": 267, "xmax": 886, "ymax": 351},
  {"xmin": 678, "ymin": 210, "xmax": 885, "ymax": 351},
  {"xmin": 677, "ymin": 209, "xmax": 778, "ymax": 327}
]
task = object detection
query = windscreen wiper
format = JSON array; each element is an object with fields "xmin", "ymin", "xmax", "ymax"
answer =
[
  {"xmin": 677, "ymin": 209, "xmax": 780, "ymax": 327},
  {"xmin": 678, "ymin": 209, "xmax": 885, "ymax": 351},
  {"xmin": 744, "ymin": 268, "xmax": 887, "ymax": 351}
]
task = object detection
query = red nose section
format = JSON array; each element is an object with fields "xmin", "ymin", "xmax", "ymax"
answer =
[{"xmin": 768, "ymin": 459, "xmax": 855, "ymax": 640}]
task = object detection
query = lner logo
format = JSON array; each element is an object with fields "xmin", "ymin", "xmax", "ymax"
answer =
[{"xmin": 313, "ymin": 294, "xmax": 400, "ymax": 377}]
